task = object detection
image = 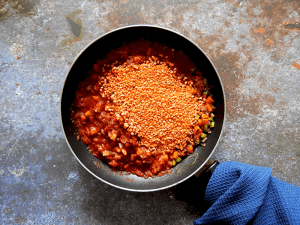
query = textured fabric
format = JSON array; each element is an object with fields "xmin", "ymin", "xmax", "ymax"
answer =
[{"xmin": 194, "ymin": 161, "xmax": 300, "ymax": 225}]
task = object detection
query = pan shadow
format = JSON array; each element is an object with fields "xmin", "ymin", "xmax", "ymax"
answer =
[
  {"xmin": 73, "ymin": 163, "xmax": 211, "ymax": 225},
  {"xmin": 173, "ymin": 171, "xmax": 212, "ymax": 216}
]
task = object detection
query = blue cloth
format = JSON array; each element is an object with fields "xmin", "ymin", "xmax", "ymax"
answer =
[{"xmin": 194, "ymin": 161, "xmax": 300, "ymax": 225}]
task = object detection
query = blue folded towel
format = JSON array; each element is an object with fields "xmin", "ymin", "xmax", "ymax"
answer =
[{"xmin": 194, "ymin": 161, "xmax": 300, "ymax": 225}]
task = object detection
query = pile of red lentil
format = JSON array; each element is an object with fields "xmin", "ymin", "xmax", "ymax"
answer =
[{"xmin": 71, "ymin": 40, "xmax": 215, "ymax": 178}]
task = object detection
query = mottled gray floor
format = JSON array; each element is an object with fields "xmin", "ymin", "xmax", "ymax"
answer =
[{"xmin": 0, "ymin": 0, "xmax": 299, "ymax": 224}]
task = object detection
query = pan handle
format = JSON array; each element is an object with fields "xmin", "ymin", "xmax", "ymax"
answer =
[
  {"xmin": 173, "ymin": 159, "xmax": 219, "ymax": 210},
  {"xmin": 195, "ymin": 159, "xmax": 219, "ymax": 178},
  {"xmin": 194, "ymin": 159, "xmax": 219, "ymax": 194}
]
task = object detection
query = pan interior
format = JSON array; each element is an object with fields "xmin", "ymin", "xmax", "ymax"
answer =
[{"xmin": 61, "ymin": 26, "xmax": 225, "ymax": 191}]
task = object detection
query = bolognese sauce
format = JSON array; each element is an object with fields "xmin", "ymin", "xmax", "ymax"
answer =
[{"xmin": 71, "ymin": 40, "xmax": 215, "ymax": 179}]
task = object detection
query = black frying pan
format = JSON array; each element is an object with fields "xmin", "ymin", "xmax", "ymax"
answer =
[{"xmin": 60, "ymin": 25, "xmax": 225, "ymax": 192}]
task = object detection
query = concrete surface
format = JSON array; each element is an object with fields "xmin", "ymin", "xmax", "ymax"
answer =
[{"xmin": 0, "ymin": 0, "xmax": 299, "ymax": 224}]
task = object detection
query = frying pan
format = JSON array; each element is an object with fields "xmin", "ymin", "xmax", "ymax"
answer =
[{"xmin": 60, "ymin": 25, "xmax": 225, "ymax": 192}]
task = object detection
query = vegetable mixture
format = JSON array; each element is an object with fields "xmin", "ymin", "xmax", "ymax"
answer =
[{"xmin": 71, "ymin": 40, "xmax": 215, "ymax": 179}]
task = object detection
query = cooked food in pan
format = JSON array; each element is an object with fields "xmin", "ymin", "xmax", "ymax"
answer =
[{"xmin": 71, "ymin": 40, "xmax": 215, "ymax": 178}]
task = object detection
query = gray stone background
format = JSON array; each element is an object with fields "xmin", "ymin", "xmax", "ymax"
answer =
[{"xmin": 0, "ymin": 0, "xmax": 299, "ymax": 224}]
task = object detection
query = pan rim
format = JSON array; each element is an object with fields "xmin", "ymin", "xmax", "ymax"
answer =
[{"xmin": 59, "ymin": 24, "xmax": 227, "ymax": 192}]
